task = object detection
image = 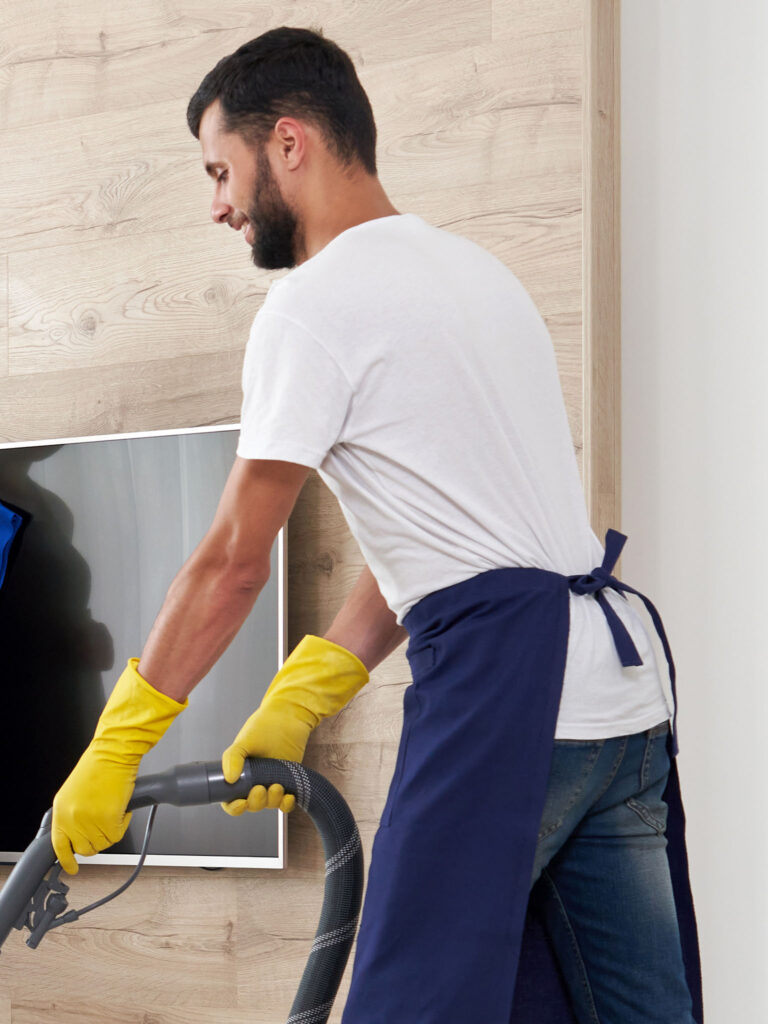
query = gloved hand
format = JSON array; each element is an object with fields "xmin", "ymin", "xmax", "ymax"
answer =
[
  {"xmin": 220, "ymin": 634, "xmax": 369, "ymax": 816},
  {"xmin": 52, "ymin": 657, "xmax": 188, "ymax": 874}
]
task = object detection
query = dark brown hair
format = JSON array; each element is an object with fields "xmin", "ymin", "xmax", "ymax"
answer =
[{"xmin": 186, "ymin": 25, "xmax": 378, "ymax": 174}]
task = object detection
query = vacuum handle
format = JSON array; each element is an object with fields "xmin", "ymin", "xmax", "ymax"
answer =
[
  {"xmin": 126, "ymin": 758, "xmax": 269, "ymax": 810},
  {"xmin": 0, "ymin": 811, "xmax": 57, "ymax": 949}
]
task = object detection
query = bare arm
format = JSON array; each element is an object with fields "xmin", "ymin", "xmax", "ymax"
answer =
[
  {"xmin": 137, "ymin": 457, "xmax": 311, "ymax": 702},
  {"xmin": 324, "ymin": 564, "xmax": 408, "ymax": 672}
]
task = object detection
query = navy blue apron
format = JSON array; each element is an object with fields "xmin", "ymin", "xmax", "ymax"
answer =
[{"xmin": 340, "ymin": 528, "xmax": 703, "ymax": 1024}]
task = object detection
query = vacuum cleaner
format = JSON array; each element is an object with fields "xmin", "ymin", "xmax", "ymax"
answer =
[{"xmin": 0, "ymin": 756, "xmax": 364, "ymax": 1024}]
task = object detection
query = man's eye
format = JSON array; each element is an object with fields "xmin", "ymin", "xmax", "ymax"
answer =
[{"xmin": 217, "ymin": 172, "xmax": 228, "ymax": 184}]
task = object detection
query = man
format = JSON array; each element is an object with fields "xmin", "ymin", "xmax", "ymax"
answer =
[{"xmin": 51, "ymin": 26, "xmax": 703, "ymax": 1024}]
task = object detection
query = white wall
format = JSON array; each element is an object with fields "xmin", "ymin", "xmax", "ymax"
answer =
[{"xmin": 621, "ymin": 2, "xmax": 768, "ymax": 1018}]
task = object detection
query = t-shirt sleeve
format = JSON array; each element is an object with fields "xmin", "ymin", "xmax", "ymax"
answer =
[{"xmin": 236, "ymin": 310, "xmax": 353, "ymax": 467}]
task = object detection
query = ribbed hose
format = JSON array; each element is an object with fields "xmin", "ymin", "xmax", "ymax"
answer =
[{"xmin": 0, "ymin": 757, "xmax": 364, "ymax": 1024}]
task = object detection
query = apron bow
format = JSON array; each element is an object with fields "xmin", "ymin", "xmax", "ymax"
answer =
[
  {"xmin": 567, "ymin": 528, "xmax": 643, "ymax": 669},
  {"xmin": 567, "ymin": 527, "xmax": 680, "ymax": 756}
]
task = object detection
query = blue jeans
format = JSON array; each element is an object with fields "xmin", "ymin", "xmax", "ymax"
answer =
[{"xmin": 528, "ymin": 719, "xmax": 697, "ymax": 1023}]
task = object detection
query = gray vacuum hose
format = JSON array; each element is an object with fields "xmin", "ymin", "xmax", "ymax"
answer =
[{"xmin": 0, "ymin": 757, "xmax": 364, "ymax": 1024}]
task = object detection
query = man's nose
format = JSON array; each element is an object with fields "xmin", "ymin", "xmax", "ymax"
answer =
[{"xmin": 211, "ymin": 198, "xmax": 232, "ymax": 224}]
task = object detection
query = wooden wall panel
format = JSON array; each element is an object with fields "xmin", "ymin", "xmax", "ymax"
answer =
[
  {"xmin": 0, "ymin": 349, "xmax": 242, "ymax": 442},
  {"xmin": 0, "ymin": 1, "xmax": 491, "ymax": 132},
  {"xmin": 7, "ymin": 227, "xmax": 267, "ymax": 375},
  {"xmin": 0, "ymin": 32, "xmax": 584, "ymax": 440},
  {"xmin": 0, "ymin": 1, "xmax": 620, "ymax": 1020}
]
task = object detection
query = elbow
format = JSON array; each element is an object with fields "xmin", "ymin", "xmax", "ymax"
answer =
[
  {"xmin": 227, "ymin": 558, "xmax": 271, "ymax": 593},
  {"xmin": 199, "ymin": 526, "xmax": 271, "ymax": 592},
  {"xmin": 202, "ymin": 543, "xmax": 270, "ymax": 593}
]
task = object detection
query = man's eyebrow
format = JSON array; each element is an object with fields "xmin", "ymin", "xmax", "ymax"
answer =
[{"xmin": 204, "ymin": 161, "xmax": 227, "ymax": 177}]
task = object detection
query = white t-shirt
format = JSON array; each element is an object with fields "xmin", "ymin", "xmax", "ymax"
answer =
[{"xmin": 237, "ymin": 212, "xmax": 672, "ymax": 739}]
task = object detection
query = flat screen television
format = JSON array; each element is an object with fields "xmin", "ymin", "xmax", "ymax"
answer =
[{"xmin": 0, "ymin": 424, "xmax": 287, "ymax": 870}]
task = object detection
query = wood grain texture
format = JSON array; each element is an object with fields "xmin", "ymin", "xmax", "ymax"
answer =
[
  {"xmin": 0, "ymin": 1, "xmax": 492, "ymax": 131},
  {"xmin": 0, "ymin": 1, "xmax": 620, "ymax": 1019},
  {"xmin": 7, "ymin": 225, "xmax": 267, "ymax": 376},
  {"xmin": 0, "ymin": 348, "xmax": 243, "ymax": 443}
]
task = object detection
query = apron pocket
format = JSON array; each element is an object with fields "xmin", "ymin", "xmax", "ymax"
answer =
[
  {"xmin": 405, "ymin": 641, "xmax": 436, "ymax": 679},
  {"xmin": 381, "ymin": 680, "xmax": 423, "ymax": 829}
]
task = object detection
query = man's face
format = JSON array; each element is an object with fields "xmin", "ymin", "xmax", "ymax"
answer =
[{"xmin": 199, "ymin": 99, "xmax": 301, "ymax": 270}]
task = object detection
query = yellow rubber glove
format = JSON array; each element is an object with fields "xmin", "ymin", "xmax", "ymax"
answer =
[
  {"xmin": 221, "ymin": 634, "xmax": 369, "ymax": 816},
  {"xmin": 52, "ymin": 657, "xmax": 188, "ymax": 875}
]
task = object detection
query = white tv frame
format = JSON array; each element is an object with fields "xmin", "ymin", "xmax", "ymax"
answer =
[{"xmin": 0, "ymin": 422, "xmax": 289, "ymax": 870}]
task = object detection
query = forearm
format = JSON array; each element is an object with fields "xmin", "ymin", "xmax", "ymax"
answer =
[
  {"xmin": 324, "ymin": 565, "xmax": 407, "ymax": 672},
  {"xmin": 137, "ymin": 550, "xmax": 264, "ymax": 703}
]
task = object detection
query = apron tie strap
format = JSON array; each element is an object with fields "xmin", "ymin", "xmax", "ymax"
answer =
[{"xmin": 567, "ymin": 528, "xmax": 680, "ymax": 756}]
